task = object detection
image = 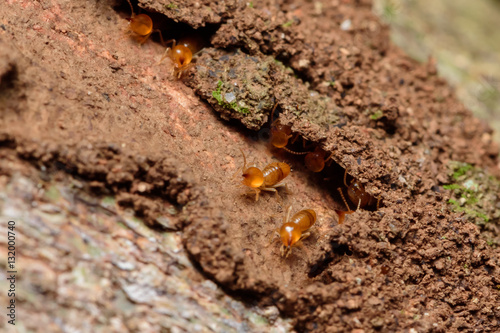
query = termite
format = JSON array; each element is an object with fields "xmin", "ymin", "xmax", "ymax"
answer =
[
  {"xmin": 337, "ymin": 169, "xmax": 380, "ymax": 224},
  {"xmin": 269, "ymin": 103, "xmax": 298, "ymax": 151},
  {"xmin": 304, "ymin": 147, "xmax": 333, "ymax": 173},
  {"xmin": 269, "ymin": 104, "xmax": 332, "ymax": 172},
  {"xmin": 273, "ymin": 206, "xmax": 317, "ymax": 258},
  {"xmin": 270, "ymin": 122, "xmax": 294, "ymax": 150},
  {"xmin": 124, "ymin": 0, "xmax": 162, "ymax": 45},
  {"xmin": 237, "ymin": 148, "xmax": 291, "ymax": 201},
  {"xmin": 159, "ymin": 36, "xmax": 205, "ymax": 78}
]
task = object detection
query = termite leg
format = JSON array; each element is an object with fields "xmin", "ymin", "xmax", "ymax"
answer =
[
  {"xmin": 140, "ymin": 33, "xmax": 153, "ymax": 45},
  {"xmin": 289, "ymin": 133, "xmax": 300, "ymax": 145},
  {"xmin": 153, "ymin": 29, "xmax": 165, "ymax": 46},
  {"xmin": 268, "ymin": 229, "xmax": 280, "ymax": 246},
  {"xmin": 284, "ymin": 205, "xmax": 293, "ymax": 223},
  {"xmin": 299, "ymin": 231, "xmax": 311, "ymax": 242},
  {"xmin": 158, "ymin": 39, "xmax": 176, "ymax": 64},
  {"xmin": 335, "ymin": 210, "xmax": 354, "ymax": 225}
]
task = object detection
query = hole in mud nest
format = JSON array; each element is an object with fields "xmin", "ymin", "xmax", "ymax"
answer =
[
  {"xmin": 113, "ymin": 0, "xmax": 218, "ymax": 50},
  {"xmin": 308, "ymin": 241, "xmax": 352, "ymax": 278},
  {"xmin": 0, "ymin": 63, "xmax": 18, "ymax": 92},
  {"xmin": 239, "ymin": 104, "xmax": 386, "ymax": 225}
]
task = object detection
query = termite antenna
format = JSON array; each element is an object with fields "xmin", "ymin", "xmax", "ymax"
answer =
[
  {"xmin": 282, "ymin": 146, "xmax": 309, "ymax": 155},
  {"xmin": 231, "ymin": 148, "xmax": 247, "ymax": 180},
  {"xmin": 126, "ymin": 0, "xmax": 134, "ymax": 16},
  {"xmin": 338, "ymin": 187, "xmax": 351, "ymax": 212}
]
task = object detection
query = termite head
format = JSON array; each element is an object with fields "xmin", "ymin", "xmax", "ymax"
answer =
[
  {"xmin": 279, "ymin": 223, "xmax": 301, "ymax": 257},
  {"xmin": 270, "ymin": 124, "xmax": 293, "ymax": 149},
  {"xmin": 242, "ymin": 167, "xmax": 264, "ymax": 188},
  {"xmin": 129, "ymin": 14, "xmax": 153, "ymax": 36},
  {"xmin": 347, "ymin": 180, "xmax": 375, "ymax": 208},
  {"xmin": 305, "ymin": 147, "xmax": 329, "ymax": 172},
  {"xmin": 171, "ymin": 45, "xmax": 193, "ymax": 70},
  {"xmin": 237, "ymin": 148, "xmax": 264, "ymax": 188}
]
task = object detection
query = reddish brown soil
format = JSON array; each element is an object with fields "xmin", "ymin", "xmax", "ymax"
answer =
[{"xmin": 1, "ymin": 0, "xmax": 499, "ymax": 332}]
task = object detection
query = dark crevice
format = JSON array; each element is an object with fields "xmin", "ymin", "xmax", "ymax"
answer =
[
  {"xmin": 184, "ymin": 249, "xmax": 285, "ymax": 309},
  {"xmin": 265, "ymin": 104, "xmax": 382, "ymax": 213},
  {"xmin": 308, "ymin": 241, "xmax": 352, "ymax": 278},
  {"xmin": 113, "ymin": 0, "xmax": 218, "ymax": 50},
  {"xmin": 0, "ymin": 62, "xmax": 18, "ymax": 92}
]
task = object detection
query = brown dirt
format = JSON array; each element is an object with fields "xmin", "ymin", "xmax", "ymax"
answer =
[{"xmin": 1, "ymin": 0, "xmax": 499, "ymax": 332}]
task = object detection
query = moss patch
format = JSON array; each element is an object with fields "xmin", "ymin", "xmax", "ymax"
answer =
[
  {"xmin": 212, "ymin": 81, "xmax": 250, "ymax": 114},
  {"xmin": 187, "ymin": 48, "xmax": 341, "ymax": 131},
  {"xmin": 444, "ymin": 161, "xmax": 500, "ymax": 246},
  {"xmin": 370, "ymin": 109, "xmax": 384, "ymax": 120},
  {"xmin": 165, "ymin": 3, "xmax": 178, "ymax": 9},
  {"xmin": 445, "ymin": 162, "xmax": 499, "ymax": 225}
]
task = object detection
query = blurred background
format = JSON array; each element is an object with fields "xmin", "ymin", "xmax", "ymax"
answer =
[{"xmin": 373, "ymin": 0, "xmax": 500, "ymax": 144}]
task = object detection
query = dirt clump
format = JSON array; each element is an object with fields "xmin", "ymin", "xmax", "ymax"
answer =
[{"xmin": 140, "ymin": 0, "xmax": 239, "ymax": 28}]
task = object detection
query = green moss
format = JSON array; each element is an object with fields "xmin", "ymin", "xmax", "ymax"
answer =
[
  {"xmin": 116, "ymin": 222, "xmax": 127, "ymax": 229},
  {"xmin": 100, "ymin": 196, "xmax": 116, "ymax": 211},
  {"xmin": 248, "ymin": 312, "xmax": 269, "ymax": 325},
  {"xmin": 370, "ymin": 109, "xmax": 384, "ymax": 120},
  {"xmin": 220, "ymin": 308, "xmax": 231, "ymax": 316},
  {"xmin": 44, "ymin": 186, "xmax": 61, "ymax": 201},
  {"xmin": 212, "ymin": 80, "xmax": 224, "ymax": 103},
  {"xmin": 165, "ymin": 3, "xmax": 178, "ymax": 9},
  {"xmin": 380, "ymin": 0, "xmax": 399, "ymax": 23},
  {"xmin": 451, "ymin": 162, "xmax": 473, "ymax": 180},
  {"xmin": 444, "ymin": 161, "xmax": 499, "ymax": 226},
  {"xmin": 211, "ymin": 81, "xmax": 250, "ymax": 114}
]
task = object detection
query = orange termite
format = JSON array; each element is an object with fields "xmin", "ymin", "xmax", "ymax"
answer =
[
  {"xmin": 125, "ymin": 0, "xmax": 161, "ymax": 44},
  {"xmin": 237, "ymin": 148, "xmax": 291, "ymax": 201},
  {"xmin": 159, "ymin": 39, "xmax": 194, "ymax": 79},
  {"xmin": 273, "ymin": 206, "xmax": 317, "ymax": 258},
  {"xmin": 270, "ymin": 121, "xmax": 293, "ymax": 149},
  {"xmin": 269, "ymin": 103, "xmax": 298, "ymax": 151},
  {"xmin": 269, "ymin": 107, "xmax": 314, "ymax": 162},
  {"xmin": 269, "ymin": 104, "xmax": 333, "ymax": 172},
  {"xmin": 304, "ymin": 147, "xmax": 333, "ymax": 172},
  {"xmin": 337, "ymin": 169, "xmax": 380, "ymax": 224}
]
